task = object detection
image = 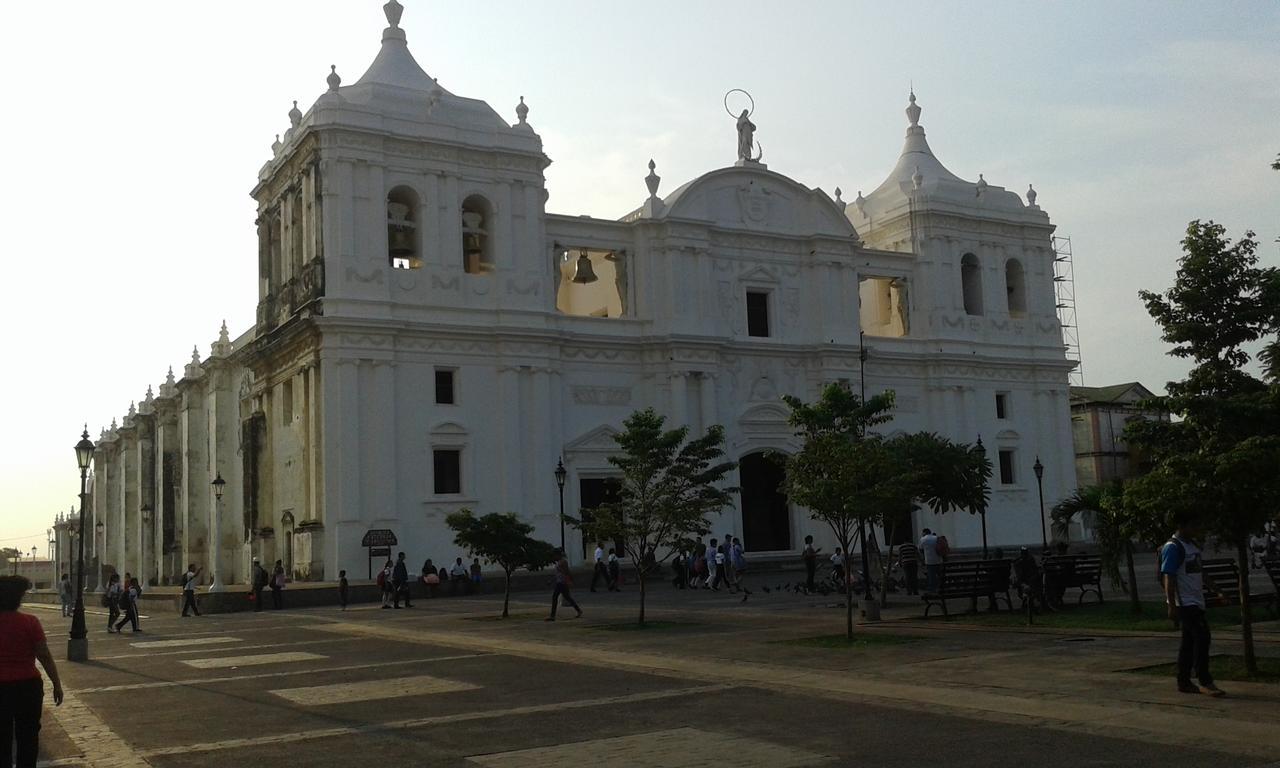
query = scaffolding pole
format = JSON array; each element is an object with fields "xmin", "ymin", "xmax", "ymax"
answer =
[{"xmin": 1052, "ymin": 235, "xmax": 1084, "ymax": 386}]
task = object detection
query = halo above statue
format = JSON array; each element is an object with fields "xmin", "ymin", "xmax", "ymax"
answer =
[{"xmin": 723, "ymin": 88, "xmax": 755, "ymax": 119}]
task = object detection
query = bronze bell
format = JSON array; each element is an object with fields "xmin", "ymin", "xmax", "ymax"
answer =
[
  {"xmin": 389, "ymin": 228, "xmax": 413, "ymax": 257},
  {"xmin": 572, "ymin": 249, "xmax": 598, "ymax": 284}
]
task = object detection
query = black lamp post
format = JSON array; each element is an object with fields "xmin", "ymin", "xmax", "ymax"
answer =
[
  {"xmin": 94, "ymin": 520, "xmax": 104, "ymax": 591},
  {"xmin": 554, "ymin": 458, "xmax": 567, "ymax": 554},
  {"xmin": 68, "ymin": 427, "xmax": 95, "ymax": 662},
  {"xmin": 210, "ymin": 473, "xmax": 226, "ymax": 592},
  {"xmin": 140, "ymin": 504, "xmax": 153, "ymax": 586},
  {"xmin": 1033, "ymin": 456, "xmax": 1046, "ymax": 551}
]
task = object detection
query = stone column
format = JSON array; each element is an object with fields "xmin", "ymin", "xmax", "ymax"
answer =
[
  {"xmin": 700, "ymin": 373, "xmax": 718, "ymax": 432},
  {"xmin": 670, "ymin": 371, "xmax": 688, "ymax": 428}
]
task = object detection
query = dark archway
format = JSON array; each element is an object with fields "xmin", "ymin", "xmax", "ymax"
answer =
[{"xmin": 739, "ymin": 452, "xmax": 790, "ymax": 551}]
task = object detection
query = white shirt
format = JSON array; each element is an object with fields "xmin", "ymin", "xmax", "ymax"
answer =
[
  {"xmin": 830, "ymin": 553, "xmax": 844, "ymax": 567},
  {"xmin": 594, "ymin": 547, "xmax": 605, "ymax": 564},
  {"xmin": 183, "ymin": 571, "xmax": 198, "ymax": 591},
  {"xmin": 1163, "ymin": 537, "xmax": 1205, "ymax": 609},
  {"xmin": 450, "ymin": 562, "xmax": 466, "ymax": 576},
  {"xmin": 920, "ymin": 534, "xmax": 940, "ymax": 565}
]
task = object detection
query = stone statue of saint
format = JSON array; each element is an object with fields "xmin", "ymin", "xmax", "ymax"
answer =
[{"xmin": 736, "ymin": 109, "xmax": 756, "ymax": 161}]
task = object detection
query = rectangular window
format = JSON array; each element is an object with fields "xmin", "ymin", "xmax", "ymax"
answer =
[
  {"xmin": 746, "ymin": 291, "xmax": 770, "ymax": 337},
  {"xmin": 998, "ymin": 449, "xmax": 1016, "ymax": 485},
  {"xmin": 281, "ymin": 380, "xmax": 294, "ymax": 426},
  {"xmin": 432, "ymin": 449, "xmax": 461, "ymax": 495},
  {"xmin": 435, "ymin": 369, "xmax": 455, "ymax": 405},
  {"xmin": 995, "ymin": 392, "xmax": 1009, "ymax": 420}
]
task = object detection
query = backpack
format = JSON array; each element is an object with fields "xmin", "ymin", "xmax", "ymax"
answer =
[{"xmin": 936, "ymin": 536, "xmax": 951, "ymax": 559}]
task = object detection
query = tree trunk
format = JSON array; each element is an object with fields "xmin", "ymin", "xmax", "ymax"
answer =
[
  {"xmin": 1236, "ymin": 541, "xmax": 1257, "ymax": 676},
  {"xmin": 878, "ymin": 522, "xmax": 896, "ymax": 608},
  {"xmin": 502, "ymin": 569, "xmax": 511, "ymax": 618},
  {"xmin": 1124, "ymin": 542, "xmax": 1141, "ymax": 615},
  {"xmin": 639, "ymin": 562, "xmax": 647, "ymax": 626}
]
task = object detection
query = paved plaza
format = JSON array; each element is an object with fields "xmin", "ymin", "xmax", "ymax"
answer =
[{"xmin": 27, "ymin": 580, "xmax": 1280, "ymax": 767}]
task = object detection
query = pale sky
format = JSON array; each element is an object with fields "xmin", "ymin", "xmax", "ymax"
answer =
[{"xmin": 1, "ymin": 1, "xmax": 1276, "ymax": 554}]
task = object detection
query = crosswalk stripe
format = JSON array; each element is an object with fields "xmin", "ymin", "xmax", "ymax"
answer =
[
  {"xmin": 271, "ymin": 673, "xmax": 478, "ymax": 705},
  {"xmin": 181, "ymin": 651, "xmax": 326, "ymax": 669},
  {"xmin": 130, "ymin": 636, "xmax": 241, "ymax": 649}
]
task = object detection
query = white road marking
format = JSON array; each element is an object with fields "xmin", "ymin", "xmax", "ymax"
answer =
[
  {"xmin": 97, "ymin": 637, "xmax": 345, "ymax": 660},
  {"xmin": 181, "ymin": 651, "xmax": 326, "ymax": 669},
  {"xmin": 271, "ymin": 673, "xmax": 478, "ymax": 705},
  {"xmin": 74, "ymin": 653, "xmax": 491, "ymax": 693},
  {"xmin": 140, "ymin": 685, "xmax": 735, "ymax": 758},
  {"xmin": 468, "ymin": 727, "xmax": 832, "ymax": 767},
  {"xmin": 130, "ymin": 636, "xmax": 241, "ymax": 649}
]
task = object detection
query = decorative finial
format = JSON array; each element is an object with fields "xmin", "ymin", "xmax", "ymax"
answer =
[
  {"xmin": 191, "ymin": 346, "xmax": 200, "ymax": 365},
  {"xmin": 185, "ymin": 346, "xmax": 204, "ymax": 379},
  {"xmin": 140, "ymin": 385, "xmax": 155, "ymax": 415},
  {"xmin": 976, "ymin": 173, "xmax": 988, "ymax": 197},
  {"xmin": 854, "ymin": 190, "xmax": 866, "ymax": 215},
  {"xmin": 1026, "ymin": 184, "xmax": 1037, "ymax": 207},
  {"xmin": 383, "ymin": 0, "xmax": 404, "ymax": 28},
  {"xmin": 212, "ymin": 321, "xmax": 232, "ymax": 358},
  {"xmin": 271, "ymin": 134, "xmax": 282, "ymax": 155},
  {"xmin": 645, "ymin": 159, "xmax": 661, "ymax": 200},
  {"xmin": 160, "ymin": 366, "xmax": 177, "ymax": 398},
  {"xmin": 165, "ymin": 366, "xmax": 175, "ymax": 385},
  {"xmin": 219, "ymin": 320, "xmax": 230, "ymax": 344},
  {"xmin": 127, "ymin": 401, "xmax": 136, "ymax": 418},
  {"xmin": 110, "ymin": 417, "xmax": 118, "ymax": 431},
  {"xmin": 327, "ymin": 65, "xmax": 341, "ymax": 93},
  {"xmin": 515, "ymin": 96, "xmax": 529, "ymax": 125},
  {"xmin": 911, "ymin": 166, "xmax": 923, "ymax": 190},
  {"xmin": 289, "ymin": 100, "xmax": 302, "ymax": 128},
  {"xmin": 834, "ymin": 187, "xmax": 844, "ymax": 207},
  {"xmin": 906, "ymin": 91, "xmax": 921, "ymax": 128}
]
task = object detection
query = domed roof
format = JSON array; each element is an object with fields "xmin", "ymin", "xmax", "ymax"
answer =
[
  {"xmin": 850, "ymin": 92, "xmax": 1038, "ymax": 226},
  {"xmin": 354, "ymin": 0, "xmax": 446, "ymax": 93}
]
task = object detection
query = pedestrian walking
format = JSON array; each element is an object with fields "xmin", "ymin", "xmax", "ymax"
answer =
[
  {"xmin": 113, "ymin": 577, "xmax": 141, "ymax": 633},
  {"xmin": 590, "ymin": 542, "xmax": 608, "ymax": 592},
  {"xmin": 802, "ymin": 535, "xmax": 821, "ymax": 593},
  {"xmin": 1160, "ymin": 519, "xmax": 1225, "ymax": 697},
  {"xmin": 470, "ymin": 559, "xmax": 483, "ymax": 591},
  {"xmin": 671, "ymin": 549, "xmax": 688, "ymax": 589},
  {"xmin": 104, "ymin": 573, "xmax": 123, "ymax": 632},
  {"xmin": 711, "ymin": 543, "xmax": 733, "ymax": 591},
  {"xmin": 181, "ymin": 564, "xmax": 203, "ymax": 617},
  {"xmin": 545, "ymin": 550, "xmax": 582, "ymax": 621},
  {"xmin": 270, "ymin": 560, "xmax": 286, "ymax": 610},
  {"xmin": 0, "ymin": 575, "xmax": 65, "ymax": 768},
  {"xmin": 920, "ymin": 528, "xmax": 942, "ymax": 594},
  {"xmin": 393, "ymin": 552, "xmax": 413, "ymax": 608},
  {"xmin": 830, "ymin": 547, "xmax": 846, "ymax": 591},
  {"xmin": 251, "ymin": 558, "xmax": 268, "ymax": 611},
  {"xmin": 338, "ymin": 569, "xmax": 349, "ymax": 610},
  {"xmin": 897, "ymin": 539, "xmax": 919, "ymax": 595},
  {"xmin": 606, "ymin": 548, "xmax": 621, "ymax": 591},
  {"xmin": 57, "ymin": 574, "xmax": 72, "ymax": 618},
  {"xmin": 378, "ymin": 561, "xmax": 394, "ymax": 608}
]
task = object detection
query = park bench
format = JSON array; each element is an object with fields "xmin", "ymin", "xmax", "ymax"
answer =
[
  {"xmin": 1200, "ymin": 558, "xmax": 1278, "ymax": 618},
  {"xmin": 1042, "ymin": 554, "xmax": 1103, "ymax": 606},
  {"xmin": 922, "ymin": 559, "xmax": 1013, "ymax": 617}
]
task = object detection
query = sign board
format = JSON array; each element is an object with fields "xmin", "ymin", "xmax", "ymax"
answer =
[
  {"xmin": 368, "ymin": 546, "xmax": 391, "ymax": 558},
  {"xmin": 361, "ymin": 529, "xmax": 398, "ymax": 547}
]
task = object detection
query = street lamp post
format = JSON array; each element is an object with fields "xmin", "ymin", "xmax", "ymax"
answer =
[
  {"xmin": 140, "ymin": 504, "xmax": 153, "ymax": 587},
  {"xmin": 209, "ymin": 474, "xmax": 226, "ymax": 592},
  {"xmin": 1033, "ymin": 456, "xmax": 1047, "ymax": 552},
  {"xmin": 554, "ymin": 458, "xmax": 567, "ymax": 554},
  {"xmin": 94, "ymin": 520, "xmax": 104, "ymax": 592},
  {"xmin": 68, "ymin": 427, "xmax": 95, "ymax": 662},
  {"xmin": 975, "ymin": 436, "xmax": 989, "ymax": 559}
]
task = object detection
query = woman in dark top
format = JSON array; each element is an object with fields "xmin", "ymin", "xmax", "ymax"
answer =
[{"xmin": 0, "ymin": 575, "xmax": 64, "ymax": 768}]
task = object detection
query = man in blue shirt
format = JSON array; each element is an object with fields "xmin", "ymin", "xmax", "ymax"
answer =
[{"xmin": 1159, "ymin": 518, "xmax": 1224, "ymax": 697}]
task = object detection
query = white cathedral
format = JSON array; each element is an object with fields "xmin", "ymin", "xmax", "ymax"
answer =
[{"xmin": 77, "ymin": 1, "xmax": 1077, "ymax": 588}]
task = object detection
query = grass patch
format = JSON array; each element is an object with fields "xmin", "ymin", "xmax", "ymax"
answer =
[
  {"xmin": 1127, "ymin": 655, "xmax": 1280, "ymax": 684},
  {"xmin": 592, "ymin": 621, "xmax": 700, "ymax": 632},
  {"xmin": 936, "ymin": 601, "xmax": 1250, "ymax": 632},
  {"xmin": 776, "ymin": 633, "xmax": 919, "ymax": 649}
]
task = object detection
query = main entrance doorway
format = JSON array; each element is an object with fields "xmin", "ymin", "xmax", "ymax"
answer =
[
  {"xmin": 578, "ymin": 477, "xmax": 622, "ymax": 563},
  {"xmin": 739, "ymin": 452, "xmax": 790, "ymax": 552}
]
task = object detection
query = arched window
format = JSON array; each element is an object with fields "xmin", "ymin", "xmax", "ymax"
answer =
[
  {"xmin": 961, "ymin": 253, "xmax": 984, "ymax": 316},
  {"xmin": 461, "ymin": 195, "xmax": 493, "ymax": 274},
  {"xmin": 387, "ymin": 186, "xmax": 420, "ymax": 270},
  {"xmin": 1005, "ymin": 258, "xmax": 1027, "ymax": 316}
]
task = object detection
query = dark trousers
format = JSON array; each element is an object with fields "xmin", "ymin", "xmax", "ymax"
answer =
[
  {"xmin": 608, "ymin": 564, "xmax": 620, "ymax": 590},
  {"xmin": 181, "ymin": 590, "xmax": 200, "ymax": 616},
  {"xmin": 253, "ymin": 587, "xmax": 264, "ymax": 611},
  {"xmin": 393, "ymin": 581, "xmax": 412, "ymax": 607},
  {"xmin": 925, "ymin": 563, "xmax": 942, "ymax": 594},
  {"xmin": 711, "ymin": 567, "xmax": 731, "ymax": 590},
  {"xmin": 591, "ymin": 562, "xmax": 608, "ymax": 591},
  {"xmin": 271, "ymin": 587, "xmax": 283, "ymax": 609},
  {"xmin": 107, "ymin": 600, "xmax": 120, "ymax": 630},
  {"xmin": 903, "ymin": 563, "xmax": 919, "ymax": 595},
  {"xmin": 1177, "ymin": 605, "xmax": 1214, "ymax": 686},
  {"xmin": 0, "ymin": 677, "xmax": 43, "ymax": 768},
  {"xmin": 114, "ymin": 604, "xmax": 139, "ymax": 632},
  {"xmin": 804, "ymin": 559, "xmax": 817, "ymax": 591},
  {"xmin": 550, "ymin": 583, "xmax": 580, "ymax": 617}
]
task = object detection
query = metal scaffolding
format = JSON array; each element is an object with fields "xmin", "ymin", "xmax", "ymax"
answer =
[{"xmin": 1052, "ymin": 235, "xmax": 1083, "ymax": 385}]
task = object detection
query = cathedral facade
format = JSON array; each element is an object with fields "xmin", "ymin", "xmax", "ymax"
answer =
[{"xmin": 84, "ymin": 2, "xmax": 1076, "ymax": 587}]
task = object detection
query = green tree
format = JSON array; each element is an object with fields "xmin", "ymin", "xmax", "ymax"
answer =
[
  {"xmin": 782, "ymin": 384, "xmax": 983, "ymax": 638},
  {"xmin": 572, "ymin": 408, "xmax": 737, "ymax": 625},
  {"xmin": 445, "ymin": 509, "xmax": 558, "ymax": 618},
  {"xmin": 1125, "ymin": 220, "xmax": 1280, "ymax": 674}
]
